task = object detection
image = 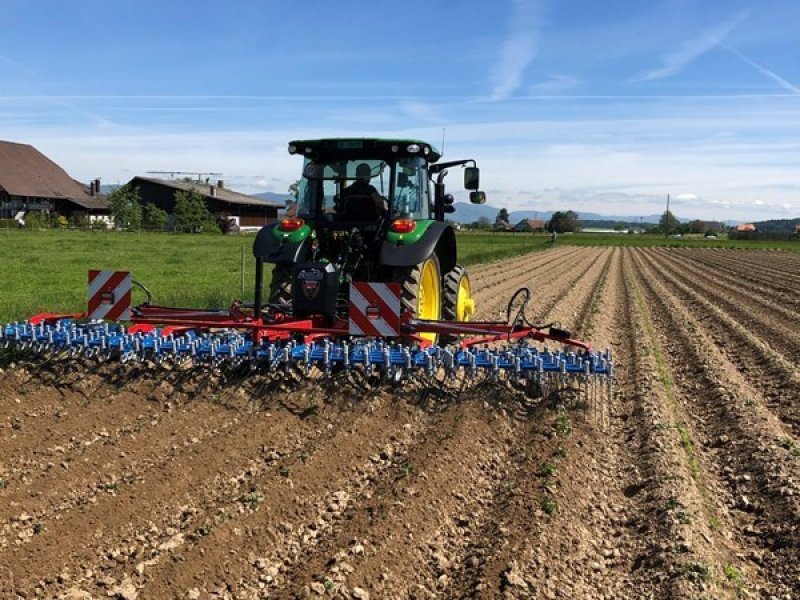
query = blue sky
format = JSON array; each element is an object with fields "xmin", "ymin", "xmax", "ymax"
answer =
[{"xmin": 2, "ymin": 0, "xmax": 799, "ymax": 220}]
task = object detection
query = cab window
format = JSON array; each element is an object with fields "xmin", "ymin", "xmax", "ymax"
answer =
[{"xmin": 391, "ymin": 157, "xmax": 428, "ymax": 219}]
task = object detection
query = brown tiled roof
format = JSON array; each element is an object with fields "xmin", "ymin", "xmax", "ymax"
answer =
[
  {"xmin": 0, "ymin": 140, "xmax": 107, "ymax": 210},
  {"xmin": 132, "ymin": 177, "xmax": 282, "ymax": 208},
  {"xmin": 0, "ymin": 140, "xmax": 81, "ymax": 199},
  {"xmin": 515, "ymin": 218, "xmax": 546, "ymax": 229}
]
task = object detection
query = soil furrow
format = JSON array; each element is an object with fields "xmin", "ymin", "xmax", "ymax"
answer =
[
  {"xmin": 0, "ymin": 392, "xmax": 327, "ymax": 596},
  {"xmin": 135, "ymin": 394, "xmax": 431, "ymax": 598},
  {"xmin": 684, "ymin": 249, "xmax": 799, "ymax": 294},
  {"xmin": 639, "ymin": 249, "xmax": 800, "ymax": 434},
  {"xmin": 650, "ymin": 248, "xmax": 800, "ymax": 351},
  {"xmin": 631, "ymin": 248, "xmax": 800, "ymax": 598}
]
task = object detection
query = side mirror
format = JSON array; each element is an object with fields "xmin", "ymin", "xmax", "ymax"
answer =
[
  {"xmin": 444, "ymin": 204, "xmax": 455, "ymax": 213},
  {"xmin": 464, "ymin": 167, "xmax": 480, "ymax": 190},
  {"xmin": 469, "ymin": 191, "xmax": 486, "ymax": 204},
  {"xmin": 443, "ymin": 193, "xmax": 454, "ymax": 205}
]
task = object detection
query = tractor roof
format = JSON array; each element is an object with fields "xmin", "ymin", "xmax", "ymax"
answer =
[{"xmin": 288, "ymin": 138, "xmax": 442, "ymax": 163}]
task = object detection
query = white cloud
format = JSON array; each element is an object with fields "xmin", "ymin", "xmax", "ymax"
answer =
[
  {"xmin": 675, "ymin": 193, "xmax": 700, "ymax": 202},
  {"xmin": 529, "ymin": 75, "xmax": 581, "ymax": 94},
  {"xmin": 722, "ymin": 44, "xmax": 800, "ymax": 95},
  {"xmin": 639, "ymin": 11, "xmax": 747, "ymax": 81},
  {"xmin": 488, "ymin": 0, "xmax": 543, "ymax": 101}
]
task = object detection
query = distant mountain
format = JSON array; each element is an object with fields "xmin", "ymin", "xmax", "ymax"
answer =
[
  {"xmin": 255, "ymin": 191, "xmax": 292, "ymax": 205},
  {"xmin": 450, "ymin": 202, "xmax": 670, "ymax": 225},
  {"xmin": 100, "ymin": 184, "xmax": 120, "ymax": 195}
]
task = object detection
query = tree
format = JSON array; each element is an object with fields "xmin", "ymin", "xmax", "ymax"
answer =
[
  {"xmin": 107, "ymin": 184, "xmax": 143, "ymax": 230},
  {"xmin": 658, "ymin": 210, "xmax": 680, "ymax": 234},
  {"xmin": 496, "ymin": 208, "xmax": 509, "ymax": 224},
  {"xmin": 474, "ymin": 216, "xmax": 491, "ymax": 230},
  {"xmin": 173, "ymin": 189, "xmax": 219, "ymax": 233},
  {"xmin": 547, "ymin": 210, "xmax": 580, "ymax": 233},
  {"xmin": 142, "ymin": 203, "xmax": 168, "ymax": 231}
]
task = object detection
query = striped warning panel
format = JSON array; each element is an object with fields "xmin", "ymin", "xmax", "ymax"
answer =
[
  {"xmin": 348, "ymin": 282, "xmax": 402, "ymax": 337},
  {"xmin": 87, "ymin": 270, "xmax": 132, "ymax": 321}
]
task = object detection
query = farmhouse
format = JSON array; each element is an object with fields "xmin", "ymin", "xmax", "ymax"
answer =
[
  {"xmin": 128, "ymin": 177, "xmax": 281, "ymax": 229},
  {"xmin": 513, "ymin": 219, "xmax": 546, "ymax": 232},
  {"xmin": 0, "ymin": 140, "xmax": 109, "ymax": 221},
  {"xmin": 736, "ymin": 223, "xmax": 756, "ymax": 232}
]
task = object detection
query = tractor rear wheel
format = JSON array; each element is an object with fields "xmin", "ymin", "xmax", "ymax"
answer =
[
  {"xmin": 268, "ymin": 264, "xmax": 293, "ymax": 305},
  {"xmin": 441, "ymin": 264, "xmax": 476, "ymax": 344},
  {"xmin": 394, "ymin": 254, "xmax": 442, "ymax": 344}
]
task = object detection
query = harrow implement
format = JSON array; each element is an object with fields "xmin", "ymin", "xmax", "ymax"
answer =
[{"xmin": 1, "ymin": 284, "xmax": 613, "ymax": 398}]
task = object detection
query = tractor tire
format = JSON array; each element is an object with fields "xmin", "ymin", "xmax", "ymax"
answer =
[
  {"xmin": 268, "ymin": 264, "xmax": 293, "ymax": 305},
  {"xmin": 394, "ymin": 254, "xmax": 442, "ymax": 344},
  {"xmin": 441, "ymin": 264, "xmax": 475, "ymax": 344}
]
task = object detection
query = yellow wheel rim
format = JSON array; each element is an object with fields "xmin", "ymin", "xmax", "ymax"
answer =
[
  {"xmin": 456, "ymin": 274, "xmax": 475, "ymax": 321},
  {"xmin": 418, "ymin": 258, "xmax": 441, "ymax": 343}
]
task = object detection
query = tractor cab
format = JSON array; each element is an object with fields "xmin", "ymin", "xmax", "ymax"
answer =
[
  {"xmin": 290, "ymin": 139, "xmax": 441, "ymax": 230},
  {"xmin": 296, "ymin": 155, "xmax": 429, "ymax": 227}
]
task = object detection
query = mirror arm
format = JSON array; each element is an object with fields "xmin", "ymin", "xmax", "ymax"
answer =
[{"xmin": 430, "ymin": 159, "xmax": 475, "ymax": 174}]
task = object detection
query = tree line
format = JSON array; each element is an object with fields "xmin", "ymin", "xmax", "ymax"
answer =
[
  {"xmin": 108, "ymin": 184, "xmax": 231, "ymax": 233},
  {"xmin": 462, "ymin": 208, "xmax": 740, "ymax": 236}
]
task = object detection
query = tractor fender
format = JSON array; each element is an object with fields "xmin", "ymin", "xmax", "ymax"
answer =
[
  {"xmin": 379, "ymin": 221, "xmax": 456, "ymax": 273},
  {"xmin": 253, "ymin": 223, "xmax": 308, "ymax": 264}
]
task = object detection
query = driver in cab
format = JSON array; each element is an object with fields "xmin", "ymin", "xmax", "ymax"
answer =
[{"xmin": 340, "ymin": 163, "xmax": 388, "ymax": 216}]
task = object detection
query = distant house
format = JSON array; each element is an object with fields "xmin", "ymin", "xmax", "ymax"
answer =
[
  {"xmin": 795, "ymin": 224, "xmax": 800, "ymax": 234},
  {"xmin": 513, "ymin": 218, "xmax": 546, "ymax": 232},
  {"xmin": 494, "ymin": 219, "xmax": 513, "ymax": 232},
  {"xmin": 736, "ymin": 223, "xmax": 756, "ymax": 232},
  {"xmin": 0, "ymin": 140, "xmax": 108, "ymax": 220},
  {"xmin": 128, "ymin": 177, "xmax": 281, "ymax": 230}
]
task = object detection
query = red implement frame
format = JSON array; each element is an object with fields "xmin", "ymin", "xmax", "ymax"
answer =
[{"xmin": 27, "ymin": 302, "xmax": 591, "ymax": 352}]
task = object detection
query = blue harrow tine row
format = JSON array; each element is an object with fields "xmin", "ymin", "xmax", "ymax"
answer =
[{"xmin": 2, "ymin": 320, "xmax": 613, "ymax": 391}]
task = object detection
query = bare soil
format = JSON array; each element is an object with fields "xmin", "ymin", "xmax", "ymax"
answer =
[{"xmin": 1, "ymin": 248, "xmax": 798, "ymax": 599}]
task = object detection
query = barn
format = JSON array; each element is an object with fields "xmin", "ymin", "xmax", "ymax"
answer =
[
  {"xmin": 129, "ymin": 177, "xmax": 280, "ymax": 230},
  {"xmin": 0, "ymin": 140, "xmax": 109, "ymax": 221}
]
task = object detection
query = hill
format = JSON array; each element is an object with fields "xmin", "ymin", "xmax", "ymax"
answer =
[{"xmin": 254, "ymin": 191, "xmax": 292, "ymax": 205}]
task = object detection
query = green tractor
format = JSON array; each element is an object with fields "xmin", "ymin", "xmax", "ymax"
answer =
[{"xmin": 253, "ymin": 138, "xmax": 487, "ymax": 342}]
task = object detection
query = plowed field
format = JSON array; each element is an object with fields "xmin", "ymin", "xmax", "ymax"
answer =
[{"xmin": 1, "ymin": 247, "xmax": 798, "ymax": 599}]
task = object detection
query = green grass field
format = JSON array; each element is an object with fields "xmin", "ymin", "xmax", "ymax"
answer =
[
  {"xmin": 0, "ymin": 230, "xmax": 255, "ymax": 322},
  {"xmin": 0, "ymin": 229, "xmax": 796, "ymax": 323}
]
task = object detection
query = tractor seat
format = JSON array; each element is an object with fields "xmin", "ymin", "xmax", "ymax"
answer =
[{"xmin": 340, "ymin": 194, "xmax": 384, "ymax": 221}]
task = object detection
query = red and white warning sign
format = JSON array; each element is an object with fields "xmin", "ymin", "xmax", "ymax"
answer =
[
  {"xmin": 348, "ymin": 282, "xmax": 402, "ymax": 337},
  {"xmin": 88, "ymin": 270, "xmax": 132, "ymax": 321}
]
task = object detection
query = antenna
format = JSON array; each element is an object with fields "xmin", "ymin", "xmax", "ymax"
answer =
[{"xmin": 147, "ymin": 171, "xmax": 223, "ymax": 182}]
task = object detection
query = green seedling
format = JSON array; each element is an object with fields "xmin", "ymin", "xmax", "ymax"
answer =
[{"xmin": 539, "ymin": 495, "xmax": 558, "ymax": 515}]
